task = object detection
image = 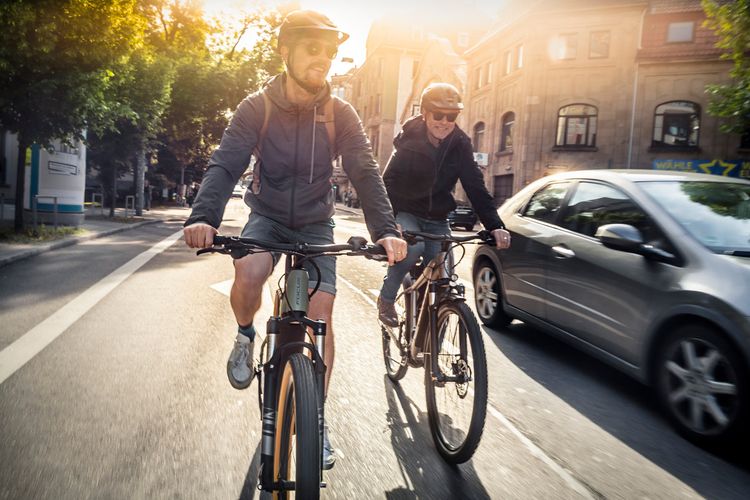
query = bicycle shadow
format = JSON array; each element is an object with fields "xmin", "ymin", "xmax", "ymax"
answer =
[
  {"xmin": 382, "ymin": 375, "xmax": 491, "ymax": 499},
  {"xmin": 238, "ymin": 441, "xmax": 262, "ymax": 500}
]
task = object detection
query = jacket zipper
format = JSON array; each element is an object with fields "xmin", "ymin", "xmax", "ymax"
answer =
[
  {"xmin": 428, "ymin": 133, "xmax": 454, "ymax": 215},
  {"xmin": 290, "ymin": 107, "xmax": 300, "ymax": 225}
]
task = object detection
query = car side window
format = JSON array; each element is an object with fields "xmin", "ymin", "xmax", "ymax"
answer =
[
  {"xmin": 560, "ymin": 181, "xmax": 671, "ymax": 250},
  {"xmin": 522, "ymin": 182, "xmax": 571, "ymax": 224}
]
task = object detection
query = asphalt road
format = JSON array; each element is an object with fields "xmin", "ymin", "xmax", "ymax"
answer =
[{"xmin": 1, "ymin": 199, "xmax": 748, "ymax": 499}]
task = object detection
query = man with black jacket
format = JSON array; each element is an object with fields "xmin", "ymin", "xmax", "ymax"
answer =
[
  {"xmin": 377, "ymin": 83, "xmax": 511, "ymax": 326},
  {"xmin": 183, "ymin": 10, "xmax": 407, "ymax": 468}
]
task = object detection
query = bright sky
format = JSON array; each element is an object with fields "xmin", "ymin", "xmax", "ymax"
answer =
[{"xmin": 202, "ymin": 0, "xmax": 503, "ymax": 75}]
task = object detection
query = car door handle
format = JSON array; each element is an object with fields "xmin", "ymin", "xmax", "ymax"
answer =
[{"xmin": 552, "ymin": 245, "xmax": 575, "ymax": 259}]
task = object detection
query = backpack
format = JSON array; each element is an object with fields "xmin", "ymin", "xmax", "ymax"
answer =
[{"xmin": 250, "ymin": 92, "xmax": 337, "ymax": 195}]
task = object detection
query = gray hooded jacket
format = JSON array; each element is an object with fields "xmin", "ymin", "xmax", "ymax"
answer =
[{"xmin": 185, "ymin": 74, "xmax": 398, "ymax": 242}]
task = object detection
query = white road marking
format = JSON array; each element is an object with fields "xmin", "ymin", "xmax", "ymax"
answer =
[
  {"xmin": 345, "ymin": 275, "xmax": 593, "ymax": 499},
  {"xmin": 0, "ymin": 229, "xmax": 185, "ymax": 386},
  {"xmin": 210, "ymin": 278, "xmax": 233, "ymax": 296}
]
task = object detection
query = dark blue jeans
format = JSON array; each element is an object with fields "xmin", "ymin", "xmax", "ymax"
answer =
[{"xmin": 379, "ymin": 212, "xmax": 450, "ymax": 303}]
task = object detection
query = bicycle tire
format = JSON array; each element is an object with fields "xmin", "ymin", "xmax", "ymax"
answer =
[
  {"xmin": 424, "ymin": 301, "xmax": 488, "ymax": 464},
  {"xmin": 273, "ymin": 353, "xmax": 321, "ymax": 499},
  {"xmin": 382, "ymin": 281, "xmax": 411, "ymax": 381}
]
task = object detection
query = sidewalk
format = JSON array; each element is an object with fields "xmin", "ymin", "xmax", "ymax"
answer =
[{"xmin": 0, "ymin": 205, "xmax": 190, "ymax": 269}]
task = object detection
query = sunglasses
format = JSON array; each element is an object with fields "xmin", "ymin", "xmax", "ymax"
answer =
[
  {"xmin": 430, "ymin": 110, "xmax": 459, "ymax": 122},
  {"xmin": 300, "ymin": 40, "xmax": 338, "ymax": 60}
]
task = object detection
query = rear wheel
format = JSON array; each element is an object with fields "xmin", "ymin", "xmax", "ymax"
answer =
[
  {"xmin": 274, "ymin": 353, "xmax": 321, "ymax": 499},
  {"xmin": 655, "ymin": 325, "xmax": 748, "ymax": 448},
  {"xmin": 473, "ymin": 260, "xmax": 512, "ymax": 328},
  {"xmin": 382, "ymin": 282, "xmax": 411, "ymax": 382},
  {"xmin": 425, "ymin": 301, "xmax": 488, "ymax": 464}
]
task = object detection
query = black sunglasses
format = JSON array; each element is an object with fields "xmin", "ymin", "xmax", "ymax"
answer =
[
  {"xmin": 430, "ymin": 110, "xmax": 459, "ymax": 122},
  {"xmin": 300, "ymin": 40, "xmax": 338, "ymax": 60}
]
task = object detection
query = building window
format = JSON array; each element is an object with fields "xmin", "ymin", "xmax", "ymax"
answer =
[
  {"xmin": 474, "ymin": 66, "xmax": 482, "ymax": 89},
  {"xmin": 500, "ymin": 112, "xmax": 515, "ymax": 152},
  {"xmin": 667, "ymin": 22, "xmax": 694, "ymax": 43},
  {"xmin": 504, "ymin": 50, "xmax": 512, "ymax": 75},
  {"xmin": 486, "ymin": 62, "xmax": 494, "ymax": 85},
  {"xmin": 516, "ymin": 44, "xmax": 524, "ymax": 69},
  {"xmin": 589, "ymin": 31, "xmax": 610, "ymax": 58},
  {"xmin": 370, "ymin": 127, "xmax": 380, "ymax": 158},
  {"xmin": 652, "ymin": 101, "xmax": 700, "ymax": 147},
  {"xmin": 411, "ymin": 103, "xmax": 420, "ymax": 117},
  {"xmin": 376, "ymin": 94, "xmax": 382, "ymax": 115},
  {"xmin": 492, "ymin": 174, "xmax": 514, "ymax": 207},
  {"xmin": 473, "ymin": 122, "xmax": 486, "ymax": 152},
  {"xmin": 412, "ymin": 60, "xmax": 420, "ymax": 78},
  {"xmin": 554, "ymin": 33, "xmax": 578, "ymax": 60},
  {"xmin": 556, "ymin": 104, "xmax": 597, "ymax": 147},
  {"xmin": 457, "ymin": 32, "xmax": 469, "ymax": 48},
  {"xmin": 377, "ymin": 58, "xmax": 384, "ymax": 77}
]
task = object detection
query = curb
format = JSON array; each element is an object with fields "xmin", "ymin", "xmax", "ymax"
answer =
[{"xmin": 0, "ymin": 218, "xmax": 166, "ymax": 269}]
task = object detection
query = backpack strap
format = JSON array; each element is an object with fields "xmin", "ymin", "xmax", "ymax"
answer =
[
  {"xmin": 315, "ymin": 97, "xmax": 337, "ymax": 160},
  {"xmin": 250, "ymin": 92, "xmax": 272, "ymax": 195}
]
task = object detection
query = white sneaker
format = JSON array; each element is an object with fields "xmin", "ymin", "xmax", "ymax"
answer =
[
  {"xmin": 323, "ymin": 425, "xmax": 336, "ymax": 470},
  {"xmin": 227, "ymin": 333, "xmax": 254, "ymax": 389}
]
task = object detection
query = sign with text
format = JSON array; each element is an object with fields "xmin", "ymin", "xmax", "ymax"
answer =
[
  {"xmin": 473, "ymin": 152, "xmax": 489, "ymax": 166},
  {"xmin": 653, "ymin": 159, "xmax": 750, "ymax": 179}
]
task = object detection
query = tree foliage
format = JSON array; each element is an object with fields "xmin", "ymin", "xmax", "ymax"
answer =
[{"xmin": 702, "ymin": 0, "xmax": 750, "ymax": 136}]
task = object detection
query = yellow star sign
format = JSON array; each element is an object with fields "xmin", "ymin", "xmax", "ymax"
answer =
[{"xmin": 698, "ymin": 159, "xmax": 736, "ymax": 176}]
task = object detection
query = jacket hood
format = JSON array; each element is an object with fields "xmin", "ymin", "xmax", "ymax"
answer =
[{"xmin": 263, "ymin": 73, "xmax": 332, "ymax": 113}]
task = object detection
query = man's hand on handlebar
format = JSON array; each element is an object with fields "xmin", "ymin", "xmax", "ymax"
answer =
[
  {"xmin": 184, "ymin": 222, "xmax": 218, "ymax": 249},
  {"xmin": 376, "ymin": 235, "xmax": 408, "ymax": 266},
  {"xmin": 490, "ymin": 228, "xmax": 511, "ymax": 249}
]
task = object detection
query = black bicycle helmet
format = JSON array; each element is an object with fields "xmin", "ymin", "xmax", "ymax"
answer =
[
  {"xmin": 420, "ymin": 83, "xmax": 464, "ymax": 112},
  {"xmin": 277, "ymin": 10, "xmax": 349, "ymax": 50}
]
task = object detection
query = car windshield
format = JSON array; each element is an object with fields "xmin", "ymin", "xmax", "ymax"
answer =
[{"xmin": 639, "ymin": 180, "xmax": 750, "ymax": 254}]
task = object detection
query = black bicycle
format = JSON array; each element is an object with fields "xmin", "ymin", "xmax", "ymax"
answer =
[
  {"xmin": 381, "ymin": 230, "xmax": 492, "ymax": 464},
  {"xmin": 199, "ymin": 235, "xmax": 384, "ymax": 499}
]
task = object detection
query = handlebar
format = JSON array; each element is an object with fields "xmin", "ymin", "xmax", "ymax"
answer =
[
  {"xmin": 197, "ymin": 234, "xmax": 387, "ymax": 260},
  {"xmin": 401, "ymin": 229, "xmax": 495, "ymax": 246}
]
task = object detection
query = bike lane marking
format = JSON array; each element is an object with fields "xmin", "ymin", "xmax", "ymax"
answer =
[
  {"xmin": 0, "ymin": 229, "xmax": 185, "ymax": 386},
  {"xmin": 344, "ymin": 277, "xmax": 594, "ymax": 499}
]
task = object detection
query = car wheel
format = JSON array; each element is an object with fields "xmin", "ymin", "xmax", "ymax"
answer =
[
  {"xmin": 655, "ymin": 324, "xmax": 748, "ymax": 447},
  {"xmin": 473, "ymin": 260, "xmax": 512, "ymax": 328}
]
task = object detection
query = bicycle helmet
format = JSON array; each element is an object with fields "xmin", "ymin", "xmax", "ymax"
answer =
[
  {"xmin": 420, "ymin": 83, "xmax": 464, "ymax": 112},
  {"xmin": 277, "ymin": 10, "xmax": 349, "ymax": 50}
]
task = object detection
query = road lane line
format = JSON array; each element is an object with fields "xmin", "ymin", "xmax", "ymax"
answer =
[
  {"xmin": 0, "ymin": 229, "xmax": 184, "ymax": 386},
  {"xmin": 342, "ymin": 274, "xmax": 594, "ymax": 499}
]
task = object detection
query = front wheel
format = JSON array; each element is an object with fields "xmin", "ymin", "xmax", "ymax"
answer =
[
  {"xmin": 655, "ymin": 325, "xmax": 748, "ymax": 448},
  {"xmin": 274, "ymin": 353, "xmax": 321, "ymax": 499},
  {"xmin": 424, "ymin": 301, "xmax": 488, "ymax": 464}
]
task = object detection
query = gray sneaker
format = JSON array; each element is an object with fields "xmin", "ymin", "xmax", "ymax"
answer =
[
  {"xmin": 323, "ymin": 425, "xmax": 336, "ymax": 470},
  {"xmin": 377, "ymin": 297, "xmax": 399, "ymax": 327},
  {"xmin": 227, "ymin": 333, "xmax": 254, "ymax": 390}
]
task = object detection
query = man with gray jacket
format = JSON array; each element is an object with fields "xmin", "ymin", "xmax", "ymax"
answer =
[{"xmin": 183, "ymin": 10, "xmax": 406, "ymax": 468}]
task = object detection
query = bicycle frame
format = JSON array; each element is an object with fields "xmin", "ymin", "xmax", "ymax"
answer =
[
  {"xmin": 257, "ymin": 251, "xmax": 328, "ymax": 493},
  {"xmin": 399, "ymin": 241, "xmax": 470, "ymax": 384}
]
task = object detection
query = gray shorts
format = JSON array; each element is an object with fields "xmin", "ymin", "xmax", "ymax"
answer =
[{"xmin": 241, "ymin": 212, "xmax": 337, "ymax": 295}]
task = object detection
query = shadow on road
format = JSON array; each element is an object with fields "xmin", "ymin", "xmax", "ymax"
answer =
[
  {"xmin": 483, "ymin": 320, "xmax": 750, "ymax": 498},
  {"xmin": 382, "ymin": 375, "xmax": 490, "ymax": 499},
  {"xmin": 238, "ymin": 442, "xmax": 262, "ymax": 500}
]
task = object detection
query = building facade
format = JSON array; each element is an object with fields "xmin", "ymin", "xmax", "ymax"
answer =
[{"xmin": 463, "ymin": 0, "xmax": 746, "ymax": 206}]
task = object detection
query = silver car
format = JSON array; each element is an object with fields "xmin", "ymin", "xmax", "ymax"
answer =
[{"xmin": 472, "ymin": 169, "xmax": 750, "ymax": 448}]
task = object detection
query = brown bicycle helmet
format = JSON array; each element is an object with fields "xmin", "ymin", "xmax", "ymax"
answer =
[
  {"xmin": 277, "ymin": 10, "xmax": 349, "ymax": 50},
  {"xmin": 420, "ymin": 83, "xmax": 464, "ymax": 112}
]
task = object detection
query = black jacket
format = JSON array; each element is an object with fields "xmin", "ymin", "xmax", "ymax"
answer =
[
  {"xmin": 382, "ymin": 116, "xmax": 503, "ymax": 230},
  {"xmin": 185, "ymin": 74, "xmax": 398, "ymax": 242}
]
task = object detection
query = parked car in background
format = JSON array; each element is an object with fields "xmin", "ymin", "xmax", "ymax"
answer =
[
  {"xmin": 231, "ymin": 183, "xmax": 244, "ymax": 198},
  {"xmin": 447, "ymin": 204, "xmax": 478, "ymax": 231},
  {"xmin": 472, "ymin": 169, "xmax": 750, "ymax": 448}
]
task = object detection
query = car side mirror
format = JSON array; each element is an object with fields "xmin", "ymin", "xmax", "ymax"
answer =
[{"xmin": 596, "ymin": 223, "xmax": 677, "ymax": 264}]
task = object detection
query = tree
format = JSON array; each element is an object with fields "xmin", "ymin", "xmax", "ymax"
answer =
[
  {"xmin": 702, "ymin": 0, "xmax": 750, "ymax": 137},
  {"xmin": 0, "ymin": 0, "xmax": 143, "ymax": 231},
  {"xmin": 87, "ymin": 48, "xmax": 174, "ymax": 216}
]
